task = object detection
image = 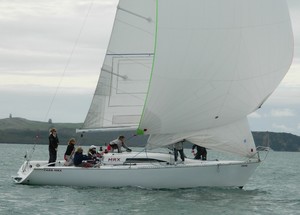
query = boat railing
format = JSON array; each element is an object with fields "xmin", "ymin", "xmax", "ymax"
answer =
[
  {"xmin": 255, "ymin": 146, "xmax": 270, "ymax": 161},
  {"xmin": 39, "ymin": 161, "xmax": 64, "ymax": 168},
  {"xmin": 22, "ymin": 160, "xmax": 31, "ymax": 173}
]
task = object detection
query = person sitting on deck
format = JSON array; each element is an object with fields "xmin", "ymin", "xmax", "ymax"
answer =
[
  {"xmin": 87, "ymin": 145, "xmax": 98, "ymax": 164},
  {"xmin": 64, "ymin": 138, "xmax": 76, "ymax": 166},
  {"xmin": 73, "ymin": 147, "xmax": 93, "ymax": 167},
  {"xmin": 109, "ymin": 136, "xmax": 132, "ymax": 153},
  {"xmin": 96, "ymin": 146, "xmax": 105, "ymax": 158},
  {"xmin": 88, "ymin": 145, "xmax": 97, "ymax": 159}
]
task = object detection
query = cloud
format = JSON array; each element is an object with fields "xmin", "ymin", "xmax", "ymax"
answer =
[
  {"xmin": 248, "ymin": 112, "xmax": 261, "ymax": 119},
  {"xmin": 270, "ymin": 108, "xmax": 295, "ymax": 117},
  {"xmin": 0, "ymin": 2, "xmax": 117, "ymax": 90},
  {"xmin": 283, "ymin": 59, "xmax": 300, "ymax": 82},
  {"xmin": 250, "ymin": 108, "xmax": 296, "ymax": 119},
  {"xmin": 1, "ymin": 0, "xmax": 300, "ymax": 129},
  {"xmin": 272, "ymin": 123, "xmax": 293, "ymax": 133},
  {"xmin": 0, "ymin": 1, "xmax": 119, "ymax": 123},
  {"xmin": 0, "ymin": 1, "xmax": 118, "ymax": 20}
]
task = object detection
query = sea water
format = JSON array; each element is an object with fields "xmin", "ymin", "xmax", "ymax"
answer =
[{"xmin": 0, "ymin": 143, "xmax": 299, "ymax": 215}]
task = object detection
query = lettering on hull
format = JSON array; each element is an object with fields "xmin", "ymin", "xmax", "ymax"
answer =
[
  {"xmin": 42, "ymin": 169, "xmax": 62, "ymax": 172},
  {"xmin": 107, "ymin": 158, "xmax": 121, "ymax": 162}
]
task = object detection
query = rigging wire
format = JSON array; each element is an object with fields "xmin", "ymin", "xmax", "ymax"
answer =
[
  {"xmin": 27, "ymin": 0, "xmax": 95, "ymax": 161},
  {"xmin": 43, "ymin": 0, "xmax": 95, "ymax": 122}
]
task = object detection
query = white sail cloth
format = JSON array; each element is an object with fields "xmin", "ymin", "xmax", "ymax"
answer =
[
  {"xmin": 83, "ymin": 0, "xmax": 156, "ymax": 129},
  {"xmin": 138, "ymin": 0, "xmax": 293, "ymax": 156},
  {"xmin": 139, "ymin": 0, "xmax": 293, "ymax": 134},
  {"xmin": 82, "ymin": 0, "xmax": 293, "ymax": 158},
  {"xmin": 146, "ymin": 118, "xmax": 256, "ymax": 158}
]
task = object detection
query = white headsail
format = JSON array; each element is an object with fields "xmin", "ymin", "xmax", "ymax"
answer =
[{"xmin": 82, "ymin": 0, "xmax": 293, "ymax": 157}]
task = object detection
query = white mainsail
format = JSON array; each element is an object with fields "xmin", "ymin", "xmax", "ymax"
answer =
[
  {"xmin": 83, "ymin": 0, "xmax": 156, "ymax": 130},
  {"xmin": 83, "ymin": 0, "xmax": 293, "ymax": 157}
]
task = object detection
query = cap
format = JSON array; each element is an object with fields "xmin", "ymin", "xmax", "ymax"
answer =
[{"xmin": 89, "ymin": 145, "xmax": 97, "ymax": 149}]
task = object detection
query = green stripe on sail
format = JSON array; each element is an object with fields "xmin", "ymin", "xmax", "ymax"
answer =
[
  {"xmin": 137, "ymin": 0, "xmax": 159, "ymax": 135},
  {"xmin": 136, "ymin": 128, "xmax": 145, "ymax": 135}
]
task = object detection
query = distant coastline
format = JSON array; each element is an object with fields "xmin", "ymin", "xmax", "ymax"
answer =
[{"xmin": 0, "ymin": 117, "xmax": 299, "ymax": 152}]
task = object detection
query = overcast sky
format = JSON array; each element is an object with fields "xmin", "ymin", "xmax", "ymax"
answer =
[{"xmin": 0, "ymin": 0, "xmax": 300, "ymax": 136}]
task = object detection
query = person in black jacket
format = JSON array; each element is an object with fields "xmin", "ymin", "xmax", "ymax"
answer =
[
  {"xmin": 64, "ymin": 138, "xmax": 76, "ymax": 166},
  {"xmin": 73, "ymin": 147, "xmax": 92, "ymax": 167},
  {"xmin": 173, "ymin": 140, "xmax": 185, "ymax": 164},
  {"xmin": 48, "ymin": 128, "xmax": 59, "ymax": 166},
  {"xmin": 192, "ymin": 144, "xmax": 207, "ymax": 160}
]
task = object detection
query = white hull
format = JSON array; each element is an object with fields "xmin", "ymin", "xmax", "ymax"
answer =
[{"xmin": 13, "ymin": 152, "xmax": 260, "ymax": 189}]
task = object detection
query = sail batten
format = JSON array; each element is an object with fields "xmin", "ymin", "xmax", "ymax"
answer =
[
  {"xmin": 83, "ymin": 0, "xmax": 156, "ymax": 129},
  {"xmin": 117, "ymin": 5, "xmax": 153, "ymax": 22}
]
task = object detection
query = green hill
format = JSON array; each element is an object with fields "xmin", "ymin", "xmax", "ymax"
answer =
[
  {"xmin": 0, "ymin": 117, "xmax": 81, "ymax": 130},
  {"xmin": 0, "ymin": 117, "xmax": 147, "ymax": 147},
  {"xmin": 0, "ymin": 117, "xmax": 299, "ymax": 151},
  {"xmin": 0, "ymin": 117, "xmax": 83, "ymax": 145},
  {"xmin": 252, "ymin": 131, "xmax": 300, "ymax": 152}
]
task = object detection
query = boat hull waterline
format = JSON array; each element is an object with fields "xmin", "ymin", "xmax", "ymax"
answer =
[{"xmin": 13, "ymin": 153, "xmax": 260, "ymax": 189}]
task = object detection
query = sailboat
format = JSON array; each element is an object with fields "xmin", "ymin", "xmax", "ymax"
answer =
[{"xmin": 14, "ymin": 0, "xmax": 293, "ymax": 188}]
